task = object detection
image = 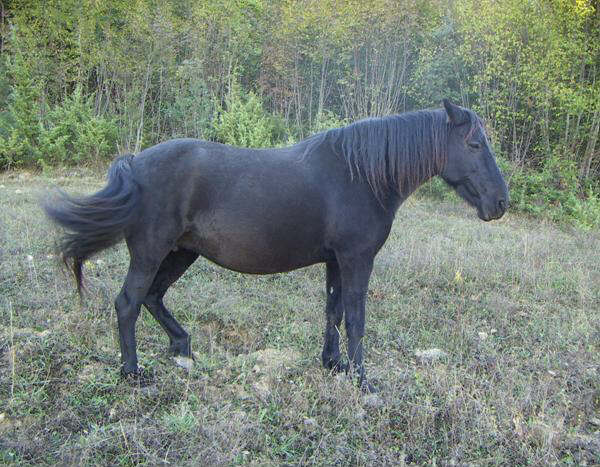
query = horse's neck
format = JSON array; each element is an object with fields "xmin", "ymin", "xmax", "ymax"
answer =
[{"xmin": 393, "ymin": 151, "xmax": 441, "ymax": 199}]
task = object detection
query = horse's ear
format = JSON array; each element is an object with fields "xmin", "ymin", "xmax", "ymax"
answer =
[{"xmin": 443, "ymin": 98, "xmax": 469, "ymax": 125}]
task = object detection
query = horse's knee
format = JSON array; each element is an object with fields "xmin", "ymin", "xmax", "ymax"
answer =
[
  {"xmin": 115, "ymin": 291, "xmax": 140, "ymax": 321},
  {"xmin": 115, "ymin": 292, "xmax": 128, "ymax": 312}
]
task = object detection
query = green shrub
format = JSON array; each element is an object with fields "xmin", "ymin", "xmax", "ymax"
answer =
[
  {"xmin": 212, "ymin": 79, "xmax": 281, "ymax": 148},
  {"xmin": 163, "ymin": 61, "xmax": 214, "ymax": 139},
  {"xmin": 417, "ymin": 176, "xmax": 458, "ymax": 202},
  {"xmin": 0, "ymin": 51, "xmax": 43, "ymax": 168},
  {"xmin": 0, "ymin": 51, "xmax": 118, "ymax": 169},
  {"xmin": 500, "ymin": 154, "xmax": 600, "ymax": 228},
  {"xmin": 38, "ymin": 86, "xmax": 119, "ymax": 165},
  {"xmin": 310, "ymin": 110, "xmax": 348, "ymax": 134}
]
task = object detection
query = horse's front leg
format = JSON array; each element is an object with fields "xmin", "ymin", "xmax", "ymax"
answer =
[
  {"xmin": 322, "ymin": 260, "xmax": 346, "ymax": 372},
  {"xmin": 338, "ymin": 253, "xmax": 375, "ymax": 392}
]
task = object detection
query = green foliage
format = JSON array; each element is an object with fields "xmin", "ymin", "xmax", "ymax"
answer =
[
  {"xmin": 0, "ymin": 50, "xmax": 43, "ymax": 168},
  {"xmin": 310, "ymin": 110, "xmax": 348, "ymax": 133},
  {"xmin": 0, "ymin": 77, "xmax": 119, "ymax": 169},
  {"xmin": 0, "ymin": 31, "xmax": 118, "ymax": 168},
  {"xmin": 416, "ymin": 176, "xmax": 458, "ymax": 202},
  {"xmin": 455, "ymin": 0, "xmax": 600, "ymax": 168},
  {"xmin": 1, "ymin": 0, "xmax": 599, "ymax": 227},
  {"xmin": 163, "ymin": 60, "xmax": 214, "ymax": 139},
  {"xmin": 505, "ymin": 155, "xmax": 600, "ymax": 228},
  {"xmin": 212, "ymin": 80, "xmax": 281, "ymax": 148},
  {"xmin": 38, "ymin": 86, "xmax": 119, "ymax": 166}
]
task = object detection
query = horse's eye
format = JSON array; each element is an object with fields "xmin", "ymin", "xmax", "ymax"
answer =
[{"xmin": 468, "ymin": 142, "xmax": 481, "ymax": 150}]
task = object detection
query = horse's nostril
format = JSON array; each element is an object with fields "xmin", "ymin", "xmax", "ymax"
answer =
[{"xmin": 498, "ymin": 199, "xmax": 506, "ymax": 212}]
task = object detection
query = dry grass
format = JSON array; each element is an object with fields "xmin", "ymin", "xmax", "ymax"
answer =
[{"xmin": 1, "ymin": 170, "xmax": 599, "ymax": 465}]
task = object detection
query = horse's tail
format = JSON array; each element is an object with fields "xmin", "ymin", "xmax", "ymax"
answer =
[{"xmin": 43, "ymin": 154, "xmax": 140, "ymax": 294}]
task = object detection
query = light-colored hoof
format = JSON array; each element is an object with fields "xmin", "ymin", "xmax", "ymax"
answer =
[{"xmin": 173, "ymin": 356, "xmax": 194, "ymax": 371}]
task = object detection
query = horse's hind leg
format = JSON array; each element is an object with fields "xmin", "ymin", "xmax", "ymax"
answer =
[
  {"xmin": 143, "ymin": 248, "xmax": 199, "ymax": 358},
  {"xmin": 322, "ymin": 260, "xmax": 346, "ymax": 372},
  {"xmin": 115, "ymin": 256, "xmax": 163, "ymax": 376}
]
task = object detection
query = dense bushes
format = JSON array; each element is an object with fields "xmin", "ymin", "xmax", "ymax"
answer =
[
  {"xmin": 38, "ymin": 87, "xmax": 119, "ymax": 166},
  {"xmin": 0, "ymin": 50, "xmax": 118, "ymax": 167},
  {"xmin": 503, "ymin": 157, "xmax": 600, "ymax": 229},
  {"xmin": 0, "ymin": 84, "xmax": 119, "ymax": 168}
]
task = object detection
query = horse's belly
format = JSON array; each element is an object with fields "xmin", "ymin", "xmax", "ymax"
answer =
[{"xmin": 176, "ymin": 215, "xmax": 327, "ymax": 274}]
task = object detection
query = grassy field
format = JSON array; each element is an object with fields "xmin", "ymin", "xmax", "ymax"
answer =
[{"xmin": 1, "ymin": 170, "xmax": 599, "ymax": 465}]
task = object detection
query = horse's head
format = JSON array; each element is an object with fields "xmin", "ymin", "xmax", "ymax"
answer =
[{"xmin": 441, "ymin": 99, "xmax": 509, "ymax": 221}]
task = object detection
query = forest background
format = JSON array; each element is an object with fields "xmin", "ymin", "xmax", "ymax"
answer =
[{"xmin": 1, "ymin": 0, "xmax": 599, "ymax": 226}]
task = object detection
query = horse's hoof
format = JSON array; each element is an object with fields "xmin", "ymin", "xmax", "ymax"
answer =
[
  {"xmin": 173, "ymin": 355, "xmax": 194, "ymax": 371},
  {"xmin": 322, "ymin": 356, "xmax": 348, "ymax": 373},
  {"xmin": 345, "ymin": 365, "xmax": 377, "ymax": 393},
  {"xmin": 168, "ymin": 337, "xmax": 193, "ymax": 359},
  {"xmin": 360, "ymin": 378, "xmax": 378, "ymax": 394},
  {"xmin": 121, "ymin": 367, "xmax": 153, "ymax": 387}
]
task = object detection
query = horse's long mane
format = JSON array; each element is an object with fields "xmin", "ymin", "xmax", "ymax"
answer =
[{"xmin": 323, "ymin": 108, "xmax": 477, "ymax": 201}]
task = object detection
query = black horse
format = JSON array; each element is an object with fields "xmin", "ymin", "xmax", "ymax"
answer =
[{"xmin": 44, "ymin": 99, "xmax": 508, "ymax": 390}]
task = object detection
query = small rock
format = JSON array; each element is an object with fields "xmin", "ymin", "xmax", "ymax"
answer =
[
  {"xmin": 362, "ymin": 393, "xmax": 384, "ymax": 409},
  {"xmin": 415, "ymin": 348, "xmax": 448, "ymax": 363},
  {"xmin": 304, "ymin": 417, "xmax": 317, "ymax": 427},
  {"xmin": 252, "ymin": 379, "xmax": 271, "ymax": 400},
  {"xmin": 548, "ymin": 370, "xmax": 557, "ymax": 377},
  {"xmin": 589, "ymin": 417, "xmax": 600, "ymax": 427},
  {"xmin": 334, "ymin": 373, "xmax": 347, "ymax": 384},
  {"xmin": 139, "ymin": 384, "xmax": 159, "ymax": 397},
  {"xmin": 233, "ymin": 384, "xmax": 252, "ymax": 401},
  {"xmin": 478, "ymin": 331, "xmax": 488, "ymax": 340},
  {"xmin": 15, "ymin": 189, "xmax": 22, "ymax": 194},
  {"xmin": 173, "ymin": 356, "xmax": 194, "ymax": 371},
  {"xmin": 78, "ymin": 362, "xmax": 104, "ymax": 382},
  {"xmin": 26, "ymin": 255, "xmax": 33, "ymax": 262},
  {"xmin": 247, "ymin": 348, "xmax": 302, "ymax": 377}
]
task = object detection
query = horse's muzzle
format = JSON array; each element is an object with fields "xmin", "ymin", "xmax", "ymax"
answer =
[{"xmin": 479, "ymin": 197, "xmax": 508, "ymax": 221}]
